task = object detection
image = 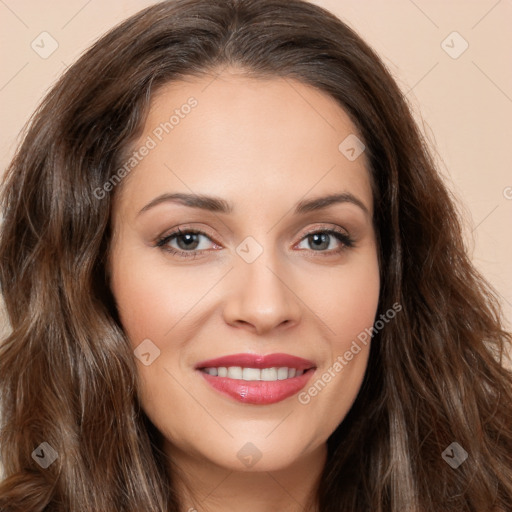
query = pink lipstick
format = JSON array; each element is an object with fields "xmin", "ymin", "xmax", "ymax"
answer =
[{"xmin": 195, "ymin": 353, "xmax": 316, "ymax": 405}]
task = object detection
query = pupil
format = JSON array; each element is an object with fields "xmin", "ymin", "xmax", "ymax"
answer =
[
  {"xmin": 311, "ymin": 233, "xmax": 328, "ymax": 250},
  {"xmin": 178, "ymin": 233, "xmax": 199, "ymax": 250},
  {"xmin": 175, "ymin": 233, "xmax": 330, "ymax": 251}
]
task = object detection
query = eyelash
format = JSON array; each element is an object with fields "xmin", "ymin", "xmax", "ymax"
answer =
[{"xmin": 155, "ymin": 226, "xmax": 355, "ymax": 259}]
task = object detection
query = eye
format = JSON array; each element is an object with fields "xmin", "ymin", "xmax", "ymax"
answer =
[
  {"xmin": 155, "ymin": 226, "xmax": 354, "ymax": 259},
  {"xmin": 156, "ymin": 228, "xmax": 218, "ymax": 258},
  {"xmin": 295, "ymin": 228, "xmax": 354, "ymax": 255}
]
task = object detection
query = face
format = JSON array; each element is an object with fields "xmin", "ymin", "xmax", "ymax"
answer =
[{"xmin": 108, "ymin": 69, "xmax": 380, "ymax": 473}]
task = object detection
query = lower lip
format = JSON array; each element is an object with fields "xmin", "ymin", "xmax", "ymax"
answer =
[{"xmin": 198, "ymin": 369, "xmax": 315, "ymax": 405}]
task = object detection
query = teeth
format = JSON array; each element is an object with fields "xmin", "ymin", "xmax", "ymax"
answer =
[
  {"xmin": 202, "ymin": 366, "xmax": 307, "ymax": 381},
  {"xmin": 261, "ymin": 368, "xmax": 277, "ymax": 381},
  {"xmin": 227, "ymin": 366, "xmax": 243, "ymax": 379},
  {"xmin": 242, "ymin": 367, "xmax": 261, "ymax": 380},
  {"xmin": 277, "ymin": 367, "xmax": 289, "ymax": 380}
]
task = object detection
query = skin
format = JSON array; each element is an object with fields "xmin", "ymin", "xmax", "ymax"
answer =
[{"xmin": 108, "ymin": 68, "xmax": 380, "ymax": 512}]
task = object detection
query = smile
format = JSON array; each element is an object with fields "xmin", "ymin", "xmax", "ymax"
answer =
[
  {"xmin": 195, "ymin": 353, "xmax": 316, "ymax": 405},
  {"xmin": 201, "ymin": 366, "xmax": 305, "ymax": 380}
]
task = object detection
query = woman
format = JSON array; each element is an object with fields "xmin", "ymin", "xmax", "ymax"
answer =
[{"xmin": 1, "ymin": 0, "xmax": 511, "ymax": 510}]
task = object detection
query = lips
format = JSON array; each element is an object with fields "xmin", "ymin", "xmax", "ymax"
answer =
[
  {"xmin": 195, "ymin": 353, "xmax": 315, "ymax": 371},
  {"xmin": 195, "ymin": 353, "xmax": 316, "ymax": 405}
]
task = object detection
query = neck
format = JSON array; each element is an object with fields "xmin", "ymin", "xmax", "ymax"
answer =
[{"xmin": 165, "ymin": 441, "xmax": 328, "ymax": 512}]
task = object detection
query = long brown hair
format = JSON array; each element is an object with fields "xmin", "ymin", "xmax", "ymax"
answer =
[{"xmin": 1, "ymin": 0, "xmax": 511, "ymax": 510}]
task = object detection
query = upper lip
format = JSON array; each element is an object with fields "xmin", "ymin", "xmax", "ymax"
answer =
[{"xmin": 195, "ymin": 353, "xmax": 316, "ymax": 371}]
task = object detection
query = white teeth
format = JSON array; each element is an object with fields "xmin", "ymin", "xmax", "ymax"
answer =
[
  {"xmin": 261, "ymin": 368, "xmax": 277, "ymax": 381},
  {"xmin": 242, "ymin": 367, "xmax": 261, "ymax": 381},
  {"xmin": 227, "ymin": 366, "xmax": 243, "ymax": 379},
  {"xmin": 277, "ymin": 367, "xmax": 289, "ymax": 380},
  {"xmin": 202, "ymin": 366, "xmax": 308, "ymax": 381}
]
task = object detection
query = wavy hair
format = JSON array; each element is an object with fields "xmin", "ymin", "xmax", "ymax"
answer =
[{"xmin": 1, "ymin": 0, "xmax": 511, "ymax": 510}]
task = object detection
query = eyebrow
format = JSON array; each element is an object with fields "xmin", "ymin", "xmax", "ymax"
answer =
[{"xmin": 137, "ymin": 192, "xmax": 369, "ymax": 217}]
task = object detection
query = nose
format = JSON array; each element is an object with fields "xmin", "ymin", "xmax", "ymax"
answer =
[{"xmin": 222, "ymin": 248, "xmax": 302, "ymax": 335}]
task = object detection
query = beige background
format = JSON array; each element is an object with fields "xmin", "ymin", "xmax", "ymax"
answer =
[{"xmin": 0, "ymin": 0, "xmax": 511, "ymax": 339}]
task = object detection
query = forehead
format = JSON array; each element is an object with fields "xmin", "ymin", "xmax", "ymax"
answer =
[{"xmin": 113, "ymin": 70, "xmax": 373, "ymax": 220}]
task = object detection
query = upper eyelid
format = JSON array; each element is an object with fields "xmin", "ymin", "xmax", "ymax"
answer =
[{"xmin": 159, "ymin": 224, "xmax": 350, "ymax": 247}]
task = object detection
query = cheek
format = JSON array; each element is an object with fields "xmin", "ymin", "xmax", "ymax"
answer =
[
  {"xmin": 306, "ymin": 240, "xmax": 380, "ymax": 349},
  {"xmin": 295, "ymin": 249, "xmax": 380, "ymax": 438},
  {"xmin": 109, "ymin": 247, "xmax": 206, "ymax": 346},
  {"xmin": 330, "ymin": 257, "xmax": 380, "ymax": 345}
]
